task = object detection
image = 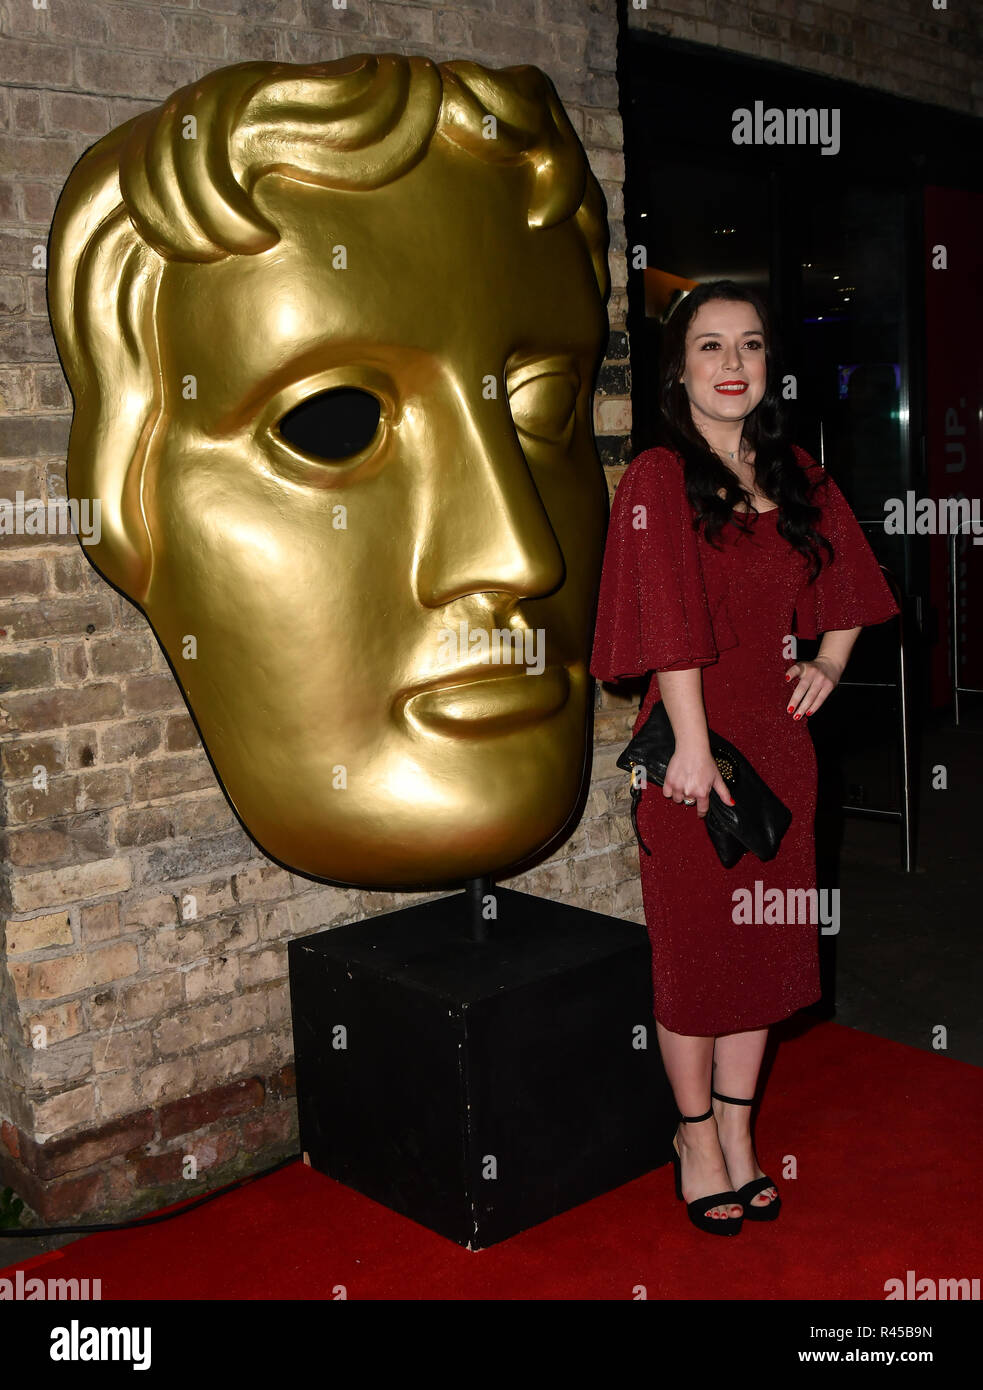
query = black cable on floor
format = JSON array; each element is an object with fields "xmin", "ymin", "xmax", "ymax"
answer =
[{"xmin": 0, "ymin": 1150, "xmax": 303, "ymax": 1237}]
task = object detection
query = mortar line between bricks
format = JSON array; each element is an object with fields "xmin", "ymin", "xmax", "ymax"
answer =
[
  {"xmin": 0, "ymin": 81, "xmax": 179, "ymax": 103},
  {"xmin": 1, "ymin": 82, "xmax": 628, "ymax": 117}
]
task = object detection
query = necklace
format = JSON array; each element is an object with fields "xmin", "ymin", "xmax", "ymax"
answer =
[
  {"xmin": 710, "ymin": 439, "xmax": 773, "ymax": 511},
  {"xmin": 715, "ymin": 443, "xmax": 754, "ymax": 484}
]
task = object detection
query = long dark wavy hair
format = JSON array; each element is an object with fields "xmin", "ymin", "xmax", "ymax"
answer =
[{"xmin": 657, "ymin": 280, "xmax": 833, "ymax": 581}]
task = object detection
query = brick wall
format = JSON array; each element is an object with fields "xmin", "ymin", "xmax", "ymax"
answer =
[
  {"xmin": 0, "ymin": 0, "xmax": 640, "ymax": 1224},
  {"xmin": 628, "ymin": 0, "xmax": 981, "ymax": 115},
  {"xmin": 2, "ymin": 0, "xmax": 976, "ymax": 1226}
]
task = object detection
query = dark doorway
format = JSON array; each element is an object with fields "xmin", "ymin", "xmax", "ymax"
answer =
[{"xmin": 618, "ymin": 30, "xmax": 982, "ymax": 621}]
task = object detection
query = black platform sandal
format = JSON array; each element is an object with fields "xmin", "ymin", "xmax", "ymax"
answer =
[
  {"xmin": 711, "ymin": 1089, "xmax": 781, "ymax": 1222},
  {"xmin": 670, "ymin": 1105, "xmax": 744, "ymax": 1236}
]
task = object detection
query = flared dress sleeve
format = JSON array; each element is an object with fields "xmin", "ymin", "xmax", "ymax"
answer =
[
  {"xmin": 791, "ymin": 445, "xmax": 901, "ymax": 639},
  {"xmin": 590, "ymin": 446, "xmax": 737, "ymax": 682}
]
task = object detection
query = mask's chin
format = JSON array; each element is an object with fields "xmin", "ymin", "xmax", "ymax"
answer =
[{"xmin": 216, "ymin": 719, "xmax": 585, "ymax": 889}]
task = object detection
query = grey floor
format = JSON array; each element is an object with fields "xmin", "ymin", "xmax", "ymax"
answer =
[
  {"xmin": 809, "ymin": 699, "xmax": 983, "ymax": 1066},
  {"xmin": 2, "ymin": 699, "xmax": 980, "ymax": 1272}
]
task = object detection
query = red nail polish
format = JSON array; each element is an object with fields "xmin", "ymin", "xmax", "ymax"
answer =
[
  {"xmin": 787, "ymin": 705, "xmax": 794, "ymax": 713},
  {"xmin": 794, "ymin": 713, "xmax": 801, "ymax": 720}
]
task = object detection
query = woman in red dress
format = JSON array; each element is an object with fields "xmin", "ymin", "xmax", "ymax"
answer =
[{"xmin": 590, "ymin": 281, "xmax": 899, "ymax": 1235}]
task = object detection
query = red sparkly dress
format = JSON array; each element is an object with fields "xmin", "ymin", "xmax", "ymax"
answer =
[{"xmin": 590, "ymin": 445, "xmax": 899, "ymax": 1035}]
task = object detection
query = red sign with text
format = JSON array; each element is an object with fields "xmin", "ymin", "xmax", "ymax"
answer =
[{"xmin": 924, "ymin": 186, "xmax": 983, "ymax": 707}]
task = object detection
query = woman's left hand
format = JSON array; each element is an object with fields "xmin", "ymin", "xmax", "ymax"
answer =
[{"xmin": 784, "ymin": 655, "xmax": 843, "ymax": 719}]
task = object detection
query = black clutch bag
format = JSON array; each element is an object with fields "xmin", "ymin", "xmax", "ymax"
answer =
[{"xmin": 616, "ymin": 700, "xmax": 792, "ymax": 869}]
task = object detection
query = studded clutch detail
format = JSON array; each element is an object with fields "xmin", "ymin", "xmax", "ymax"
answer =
[{"xmin": 617, "ymin": 700, "xmax": 793, "ymax": 869}]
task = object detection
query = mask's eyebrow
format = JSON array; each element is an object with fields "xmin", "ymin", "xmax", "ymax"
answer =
[
  {"xmin": 199, "ymin": 338, "xmax": 401, "ymax": 440},
  {"xmin": 506, "ymin": 351, "xmax": 582, "ymax": 393},
  {"xmin": 201, "ymin": 342, "xmax": 591, "ymax": 441}
]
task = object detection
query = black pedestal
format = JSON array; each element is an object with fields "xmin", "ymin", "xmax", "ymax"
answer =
[{"xmin": 287, "ymin": 886, "xmax": 675, "ymax": 1249}]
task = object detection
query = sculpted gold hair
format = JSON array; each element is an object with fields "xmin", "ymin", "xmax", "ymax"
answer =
[{"xmin": 48, "ymin": 54, "xmax": 611, "ymax": 888}]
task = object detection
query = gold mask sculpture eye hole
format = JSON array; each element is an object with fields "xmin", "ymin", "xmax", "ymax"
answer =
[{"xmin": 276, "ymin": 387, "xmax": 382, "ymax": 463}]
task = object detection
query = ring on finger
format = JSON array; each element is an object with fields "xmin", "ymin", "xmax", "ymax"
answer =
[{"xmin": 683, "ymin": 797, "xmax": 696, "ymax": 806}]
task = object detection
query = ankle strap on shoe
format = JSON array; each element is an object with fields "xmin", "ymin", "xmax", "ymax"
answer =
[
  {"xmin": 678, "ymin": 1105, "xmax": 713, "ymax": 1123},
  {"xmin": 711, "ymin": 1089, "xmax": 754, "ymax": 1105}
]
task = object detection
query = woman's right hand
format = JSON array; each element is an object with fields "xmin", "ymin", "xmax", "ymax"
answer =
[{"xmin": 663, "ymin": 743, "xmax": 735, "ymax": 818}]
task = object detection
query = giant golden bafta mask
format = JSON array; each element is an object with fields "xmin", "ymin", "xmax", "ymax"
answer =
[{"xmin": 48, "ymin": 55, "xmax": 610, "ymax": 889}]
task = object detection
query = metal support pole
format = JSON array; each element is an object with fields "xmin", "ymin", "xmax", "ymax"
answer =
[
  {"xmin": 836, "ymin": 564, "xmax": 915, "ymax": 872},
  {"xmin": 466, "ymin": 875, "xmax": 491, "ymax": 943}
]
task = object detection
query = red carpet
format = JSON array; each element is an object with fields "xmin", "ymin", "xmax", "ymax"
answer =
[{"xmin": 3, "ymin": 1021, "xmax": 978, "ymax": 1300}]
